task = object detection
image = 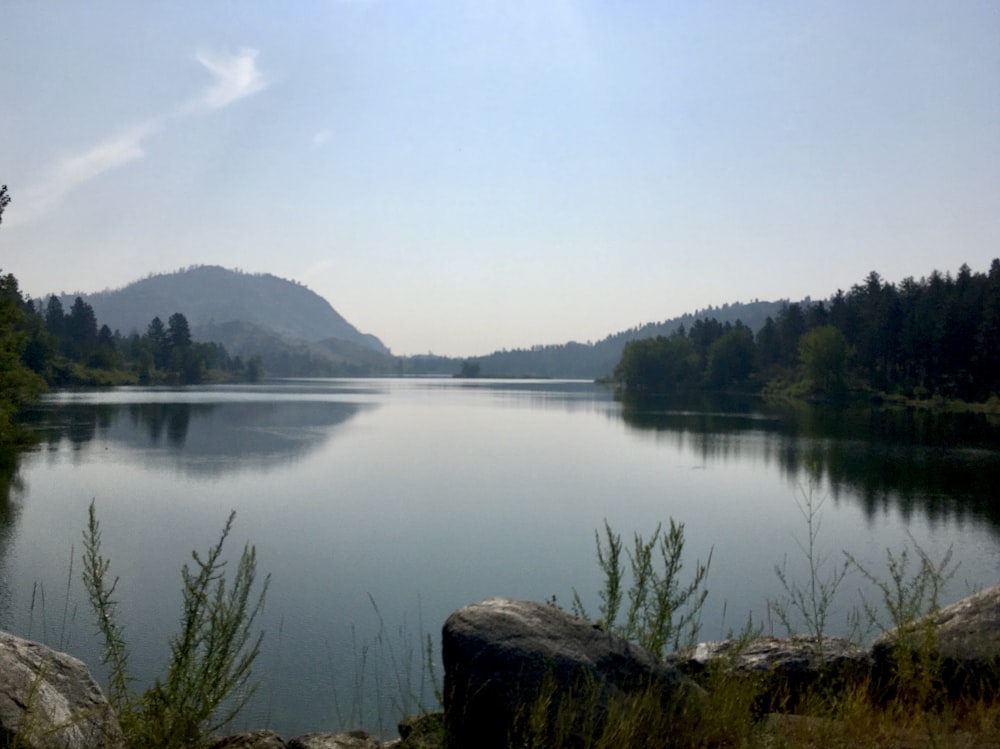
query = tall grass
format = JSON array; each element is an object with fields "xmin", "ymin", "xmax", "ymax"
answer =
[
  {"xmin": 769, "ymin": 483, "xmax": 852, "ymax": 657},
  {"xmin": 81, "ymin": 501, "xmax": 269, "ymax": 749},
  {"xmin": 571, "ymin": 518, "xmax": 711, "ymax": 656},
  {"xmin": 499, "ymin": 501, "xmax": 993, "ymax": 749}
]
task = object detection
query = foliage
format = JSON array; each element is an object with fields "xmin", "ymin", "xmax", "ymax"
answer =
[
  {"xmin": 614, "ymin": 259, "xmax": 1000, "ymax": 404},
  {"xmin": 508, "ymin": 517, "xmax": 996, "ymax": 748},
  {"xmin": 82, "ymin": 501, "xmax": 269, "ymax": 748},
  {"xmin": 847, "ymin": 539, "xmax": 958, "ymax": 707},
  {"xmin": 703, "ymin": 325, "xmax": 755, "ymax": 388},
  {"xmin": 769, "ymin": 484, "xmax": 852, "ymax": 658},
  {"xmin": 798, "ymin": 325, "xmax": 850, "ymax": 394},
  {"xmin": 572, "ymin": 519, "xmax": 711, "ymax": 656},
  {"xmin": 613, "ymin": 335, "xmax": 699, "ymax": 392},
  {"xmin": 847, "ymin": 539, "xmax": 957, "ymax": 637},
  {"xmin": 32, "ymin": 299, "xmax": 258, "ymax": 385},
  {"xmin": 0, "ymin": 271, "xmax": 48, "ymax": 444}
]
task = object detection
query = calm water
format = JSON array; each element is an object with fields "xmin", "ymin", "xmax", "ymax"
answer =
[{"xmin": 2, "ymin": 378, "xmax": 1000, "ymax": 737}]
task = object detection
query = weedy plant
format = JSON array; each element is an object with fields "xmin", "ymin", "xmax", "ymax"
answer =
[
  {"xmin": 847, "ymin": 535, "xmax": 957, "ymax": 637},
  {"xmin": 847, "ymin": 536, "xmax": 958, "ymax": 709},
  {"xmin": 513, "ymin": 502, "xmax": 994, "ymax": 749},
  {"xmin": 81, "ymin": 501, "xmax": 269, "ymax": 749},
  {"xmin": 769, "ymin": 483, "xmax": 853, "ymax": 659},
  {"xmin": 572, "ymin": 518, "xmax": 711, "ymax": 657}
]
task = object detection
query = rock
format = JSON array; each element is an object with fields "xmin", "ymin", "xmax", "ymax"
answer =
[
  {"xmin": 668, "ymin": 635, "xmax": 868, "ymax": 675},
  {"xmin": 665, "ymin": 635, "xmax": 870, "ymax": 712},
  {"xmin": 442, "ymin": 598, "xmax": 698, "ymax": 749},
  {"xmin": 210, "ymin": 729, "xmax": 289, "ymax": 749},
  {"xmin": 397, "ymin": 712, "xmax": 443, "ymax": 748},
  {"xmin": 871, "ymin": 584, "xmax": 1000, "ymax": 698},
  {"xmin": 0, "ymin": 630, "xmax": 124, "ymax": 749},
  {"xmin": 287, "ymin": 730, "xmax": 381, "ymax": 749}
]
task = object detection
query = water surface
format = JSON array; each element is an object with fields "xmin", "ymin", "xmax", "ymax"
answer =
[{"xmin": 2, "ymin": 379, "xmax": 998, "ymax": 737}]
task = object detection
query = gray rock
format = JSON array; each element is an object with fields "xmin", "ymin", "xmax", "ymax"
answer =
[
  {"xmin": 287, "ymin": 730, "xmax": 381, "ymax": 749},
  {"xmin": 668, "ymin": 634, "xmax": 869, "ymax": 676},
  {"xmin": 871, "ymin": 584, "xmax": 1000, "ymax": 698},
  {"xmin": 396, "ymin": 713, "xmax": 443, "ymax": 749},
  {"xmin": 666, "ymin": 635, "xmax": 870, "ymax": 713},
  {"xmin": 442, "ymin": 598, "xmax": 698, "ymax": 749},
  {"xmin": 0, "ymin": 630, "xmax": 124, "ymax": 749},
  {"xmin": 210, "ymin": 729, "xmax": 289, "ymax": 749}
]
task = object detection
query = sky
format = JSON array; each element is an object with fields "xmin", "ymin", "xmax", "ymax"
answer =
[{"xmin": 2, "ymin": 2, "xmax": 999, "ymax": 357}]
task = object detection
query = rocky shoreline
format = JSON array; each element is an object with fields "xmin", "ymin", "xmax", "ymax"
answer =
[{"xmin": 3, "ymin": 585, "xmax": 999, "ymax": 749}]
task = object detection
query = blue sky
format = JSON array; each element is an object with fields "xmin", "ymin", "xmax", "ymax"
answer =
[{"xmin": 2, "ymin": 2, "xmax": 998, "ymax": 356}]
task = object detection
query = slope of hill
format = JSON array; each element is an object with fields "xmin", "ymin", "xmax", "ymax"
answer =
[
  {"xmin": 197, "ymin": 320, "xmax": 395, "ymax": 377},
  {"xmin": 467, "ymin": 299, "xmax": 786, "ymax": 379},
  {"xmin": 63, "ymin": 266, "xmax": 389, "ymax": 355}
]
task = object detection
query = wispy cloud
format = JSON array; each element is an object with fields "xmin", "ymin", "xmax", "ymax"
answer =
[
  {"xmin": 9, "ymin": 122, "xmax": 159, "ymax": 226},
  {"xmin": 10, "ymin": 48, "xmax": 268, "ymax": 226},
  {"xmin": 187, "ymin": 48, "xmax": 268, "ymax": 112},
  {"xmin": 312, "ymin": 129, "xmax": 333, "ymax": 148}
]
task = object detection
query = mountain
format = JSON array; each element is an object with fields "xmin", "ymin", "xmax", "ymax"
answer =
[
  {"xmin": 61, "ymin": 265, "xmax": 389, "ymax": 355},
  {"xmin": 197, "ymin": 319, "xmax": 396, "ymax": 377},
  {"xmin": 463, "ymin": 299, "xmax": 787, "ymax": 379},
  {"xmin": 50, "ymin": 266, "xmax": 789, "ymax": 379}
]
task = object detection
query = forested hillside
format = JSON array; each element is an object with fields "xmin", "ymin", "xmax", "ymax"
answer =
[
  {"xmin": 614, "ymin": 262, "xmax": 1000, "ymax": 403},
  {"xmin": 60, "ymin": 266, "xmax": 389, "ymax": 354},
  {"xmin": 464, "ymin": 300, "xmax": 784, "ymax": 378}
]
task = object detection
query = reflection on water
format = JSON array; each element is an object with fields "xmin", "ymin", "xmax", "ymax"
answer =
[
  {"xmin": 21, "ymin": 395, "xmax": 368, "ymax": 477},
  {"xmin": 2, "ymin": 380, "xmax": 1000, "ymax": 738},
  {"xmin": 0, "ymin": 447, "xmax": 24, "ymax": 624},
  {"xmin": 620, "ymin": 393, "xmax": 1000, "ymax": 532}
]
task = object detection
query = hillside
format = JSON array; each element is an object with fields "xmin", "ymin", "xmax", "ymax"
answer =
[
  {"xmin": 463, "ymin": 299, "xmax": 786, "ymax": 379},
  {"xmin": 61, "ymin": 266, "xmax": 389, "ymax": 355},
  {"xmin": 47, "ymin": 266, "xmax": 788, "ymax": 380}
]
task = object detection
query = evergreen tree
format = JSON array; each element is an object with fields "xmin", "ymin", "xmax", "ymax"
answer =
[
  {"xmin": 44, "ymin": 295, "xmax": 66, "ymax": 341},
  {"xmin": 147, "ymin": 317, "xmax": 168, "ymax": 370},
  {"xmin": 703, "ymin": 325, "xmax": 755, "ymax": 388},
  {"xmin": 0, "ymin": 272, "xmax": 47, "ymax": 443},
  {"xmin": 65, "ymin": 296, "xmax": 99, "ymax": 361},
  {"xmin": 167, "ymin": 312, "xmax": 192, "ymax": 350}
]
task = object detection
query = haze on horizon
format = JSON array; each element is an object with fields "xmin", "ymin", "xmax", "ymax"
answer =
[{"xmin": 2, "ymin": 2, "xmax": 998, "ymax": 358}]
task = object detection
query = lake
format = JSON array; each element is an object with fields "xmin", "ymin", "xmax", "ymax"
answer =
[{"xmin": 2, "ymin": 378, "xmax": 1000, "ymax": 738}]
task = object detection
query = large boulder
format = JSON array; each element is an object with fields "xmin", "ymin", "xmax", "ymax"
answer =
[
  {"xmin": 442, "ymin": 598, "xmax": 698, "ymax": 749},
  {"xmin": 0, "ymin": 630, "xmax": 124, "ymax": 749},
  {"xmin": 871, "ymin": 583, "xmax": 1000, "ymax": 698}
]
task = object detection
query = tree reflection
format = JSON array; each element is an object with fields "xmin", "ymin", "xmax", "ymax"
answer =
[
  {"xmin": 619, "ymin": 393, "xmax": 1000, "ymax": 532},
  {"xmin": 20, "ymin": 399, "xmax": 366, "ymax": 477},
  {"xmin": 0, "ymin": 445, "xmax": 25, "ymax": 626}
]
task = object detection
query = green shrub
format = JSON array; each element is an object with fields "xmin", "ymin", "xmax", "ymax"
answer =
[
  {"xmin": 572, "ymin": 518, "xmax": 711, "ymax": 657},
  {"xmin": 82, "ymin": 501, "xmax": 269, "ymax": 749}
]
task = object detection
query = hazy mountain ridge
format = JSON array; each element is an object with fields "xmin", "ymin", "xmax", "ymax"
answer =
[
  {"xmin": 467, "ymin": 299, "xmax": 786, "ymax": 378},
  {"xmin": 48, "ymin": 265, "xmax": 786, "ymax": 379},
  {"xmin": 58, "ymin": 266, "xmax": 390, "ymax": 355},
  {"xmin": 196, "ymin": 320, "xmax": 395, "ymax": 377}
]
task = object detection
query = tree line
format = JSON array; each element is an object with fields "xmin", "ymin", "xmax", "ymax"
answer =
[
  {"xmin": 5, "ymin": 277, "xmax": 261, "ymax": 384},
  {"xmin": 0, "ymin": 186, "xmax": 252, "ymax": 443},
  {"xmin": 615, "ymin": 261, "xmax": 1000, "ymax": 402}
]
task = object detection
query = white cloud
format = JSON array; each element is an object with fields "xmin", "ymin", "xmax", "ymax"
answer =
[
  {"xmin": 12, "ymin": 48, "xmax": 268, "ymax": 225},
  {"xmin": 312, "ymin": 129, "xmax": 333, "ymax": 147},
  {"xmin": 188, "ymin": 48, "xmax": 268, "ymax": 112},
  {"xmin": 8, "ymin": 122, "xmax": 159, "ymax": 226}
]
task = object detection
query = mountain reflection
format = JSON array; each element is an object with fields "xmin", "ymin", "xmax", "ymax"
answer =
[
  {"xmin": 23, "ymin": 399, "xmax": 366, "ymax": 477},
  {"xmin": 619, "ymin": 393, "xmax": 1000, "ymax": 531}
]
